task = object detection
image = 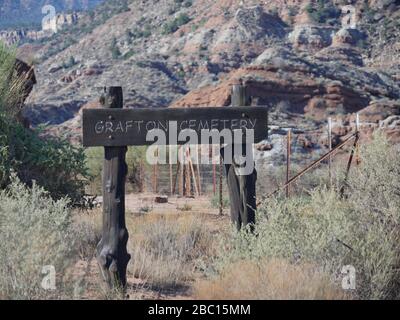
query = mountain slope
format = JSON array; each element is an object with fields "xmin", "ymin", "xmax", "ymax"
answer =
[{"xmin": 16, "ymin": 0, "xmax": 400, "ymax": 143}]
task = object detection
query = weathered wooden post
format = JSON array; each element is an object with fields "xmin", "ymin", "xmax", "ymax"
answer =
[
  {"xmin": 286, "ymin": 129, "xmax": 291, "ymax": 198},
  {"xmin": 219, "ymin": 149, "xmax": 223, "ymax": 216},
  {"xmin": 179, "ymin": 148, "xmax": 184, "ymax": 196},
  {"xmin": 169, "ymin": 147, "xmax": 173, "ymax": 195},
  {"xmin": 328, "ymin": 117, "xmax": 332, "ymax": 187},
  {"xmin": 222, "ymin": 80, "xmax": 257, "ymax": 230},
  {"xmin": 355, "ymin": 113, "xmax": 360, "ymax": 165},
  {"xmin": 96, "ymin": 87, "xmax": 130, "ymax": 289},
  {"xmin": 197, "ymin": 145, "xmax": 202, "ymax": 196},
  {"xmin": 213, "ymin": 152, "xmax": 216, "ymax": 194}
]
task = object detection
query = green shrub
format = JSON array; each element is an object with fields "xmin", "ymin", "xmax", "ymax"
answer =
[
  {"xmin": 0, "ymin": 42, "xmax": 89, "ymax": 204},
  {"xmin": 110, "ymin": 37, "xmax": 121, "ymax": 59},
  {"xmin": 85, "ymin": 146, "xmax": 147, "ymax": 195},
  {"xmin": 306, "ymin": 0, "xmax": 340, "ymax": 24},
  {"xmin": 210, "ymin": 193, "xmax": 230, "ymax": 209},
  {"xmin": 215, "ymin": 132, "xmax": 400, "ymax": 299},
  {"xmin": 62, "ymin": 56, "xmax": 76, "ymax": 69},
  {"xmin": 123, "ymin": 50, "xmax": 135, "ymax": 60},
  {"xmin": 0, "ymin": 175, "xmax": 77, "ymax": 299},
  {"xmin": 12, "ymin": 125, "xmax": 89, "ymax": 204},
  {"xmin": 162, "ymin": 13, "xmax": 191, "ymax": 35},
  {"xmin": 126, "ymin": 24, "xmax": 152, "ymax": 41},
  {"xmin": 0, "ymin": 122, "xmax": 88, "ymax": 204}
]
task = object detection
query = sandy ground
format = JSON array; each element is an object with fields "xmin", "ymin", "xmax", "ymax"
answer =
[{"xmin": 125, "ymin": 193, "xmax": 221, "ymax": 216}]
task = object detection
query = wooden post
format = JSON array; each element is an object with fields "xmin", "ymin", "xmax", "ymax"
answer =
[
  {"xmin": 286, "ymin": 129, "xmax": 291, "ymax": 198},
  {"xmin": 169, "ymin": 146, "xmax": 173, "ymax": 195},
  {"xmin": 222, "ymin": 81, "xmax": 257, "ymax": 230},
  {"xmin": 96, "ymin": 87, "xmax": 130, "ymax": 289},
  {"xmin": 213, "ymin": 152, "xmax": 216, "ymax": 195},
  {"xmin": 172, "ymin": 162, "xmax": 180, "ymax": 195},
  {"xmin": 355, "ymin": 113, "xmax": 360, "ymax": 165},
  {"xmin": 186, "ymin": 148, "xmax": 192, "ymax": 197},
  {"xmin": 197, "ymin": 145, "xmax": 202, "ymax": 196},
  {"xmin": 153, "ymin": 154, "xmax": 156, "ymax": 193},
  {"xmin": 219, "ymin": 150, "xmax": 223, "ymax": 216},
  {"xmin": 153, "ymin": 147, "xmax": 158, "ymax": 194},
  {"xmin": 340, "ymin": 134, "xmax": 360, "ymax": 198},
  {"xmin": 169, "ymin": 162, "xmax": 173, "ymax": 195},
  {"xmin": 139, "ymin": 159, "xmax": 144, "ymax": 193},
  {"xmin": 179, "ymin": 147, "xmax": 184, "ymax": 196},
  {"xmin": 188, "ymin": 148, "xmax": 200, "ymax": 197},
  {"xmin": 328, "ymin": 118, "xmax": 332, "ymax": 187}
]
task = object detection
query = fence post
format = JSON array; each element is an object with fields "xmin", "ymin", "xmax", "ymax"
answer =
[
  {"xmin": 169, "ymin": 146, "xmax": 173, "ymax": 195},
  {"xmin": 286, "ymin": 129, "xmax": 291, "ymax": 198},
  {"xmin": 185, "ymin": 148, "xmax": 191, "ymax": 197},
  {"xmin": 169, "ymin": 162, "xmax": 173, "ymax": 195},
  {"xmin": 179, "ymin": 147, "xmax": 184, "ymax": 196},
  {"xmin": 96, "ymin": 87, "xmax": 130, "ymax": 289},
  {"xmin": 153, "ymin": 147, "xmax": 159, "ymax": 194},
  {"xmin": 222, "ymin": 80, "xmax": 257, "ymax": 230},
  {"xmin": 139, "ymin": 159, "xmax": 144, "ymax": 193},
  {"xmin": 188, "ymin": 148, "xmax": 200, "ymax": 197},
  {"xmin": 355, "ymin": 113, "xmax": 360, "ymax": 165},
  {"xmin": 219, "ymin": 149, "xmax": 223, "ymax": 216},
  {"xmin": 328, "ymin": 118, "xmax": 332, "ymax": 187},
  {"xmin": 213, "ymin": 163, "xmax": 217, "ymax": 194},
  {"xmin": 197, "ymin": 145, "xmax": 202, "ymax": 196}
]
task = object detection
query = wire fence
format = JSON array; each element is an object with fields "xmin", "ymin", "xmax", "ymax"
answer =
[{"xmin": 84, "ymin": 113, "xmax": 399, "ymax": 204}]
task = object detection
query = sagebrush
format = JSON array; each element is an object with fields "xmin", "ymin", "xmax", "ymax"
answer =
[
  {"xmin": 0, "ymin": 176, "xmax": 77, "ymax": 299},
  {"xmin": 213, "ymin": 132, "xmax": 400, "ymax": 299}
]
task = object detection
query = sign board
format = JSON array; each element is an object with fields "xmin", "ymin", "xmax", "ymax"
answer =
[{"xmin": 82, "ymin": 106, "xmax": 268, "ymax": 147}]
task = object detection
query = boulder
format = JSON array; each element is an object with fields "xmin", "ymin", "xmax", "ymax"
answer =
[
  {"xmin": 288, "ymin": 25, "xmax": 335, "ymax": 51},
  {"xmin": 332, "ymin": 28, "xmax": 365, "ymax": 46},
  {"xmin": 155, "ymin": 196, "xmax": 168, "ymax": 203},
  {"xmin": 48, "ymin": 64, "xmax": 63, "ymax": 73}
]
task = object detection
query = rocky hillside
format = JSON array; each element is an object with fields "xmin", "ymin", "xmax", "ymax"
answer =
[{"xmin": 13, "ymin": 0, "xmax": 400, "ymax": 147}]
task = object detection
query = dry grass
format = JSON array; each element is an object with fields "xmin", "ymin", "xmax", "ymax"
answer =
[
  {"xmin": 194, "ymin": 259, "xmax": 350, "ymax": 300},
  {"xmin": 72, "ymin": 208, "xmax": 102, "ymax": 261},
  {"xmin": 127, "ymin": 212, "xmax": 216, "ymax": 291}
]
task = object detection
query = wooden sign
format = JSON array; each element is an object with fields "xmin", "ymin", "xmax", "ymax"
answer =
[{"xmin": 82, "ymin": 106, "xmax": 268, "ymax": 147}]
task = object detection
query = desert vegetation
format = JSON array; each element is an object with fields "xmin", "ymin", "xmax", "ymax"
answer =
[
  {"xmin": 205, "ymin": 133, "xmax": 400, "ymax": 300},
  {"xmin": 0, "ymin": 44, "xmax": 88, "ymax": 203},
  {"xmin": 1, "ymin": 0, "xmax": 400, "ymax": 298},
  {"xmin": 1, "ymin": 115, "xmax": 399, "ymax": 300}
]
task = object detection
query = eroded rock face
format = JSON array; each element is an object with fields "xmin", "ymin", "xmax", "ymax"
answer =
[
  {"xmin": 172, "ymin": 44, "xmax": 398, "ymax": 125},
  {"xmin": 234, "ymin": 5, "xmax": 287, "ymax": 40},
  {"xmin": 332, "ymin": 28, "xmax": 365, "ymax": 46},
  {"xmin": 369, "ymin": 0, "xmax": 398, "ymax": 10},
  {"xmin": 288, "ymin": 25, "xmax": 335, "ymax": 51},
  {"xmin": 0, "ymin": 13, "xmax": 80, "ymax": 46}
]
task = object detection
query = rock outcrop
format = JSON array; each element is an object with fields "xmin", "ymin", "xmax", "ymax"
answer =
[{"xmin": 0, "ymin": 13, "xmax": 80, "ymax": 46}]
